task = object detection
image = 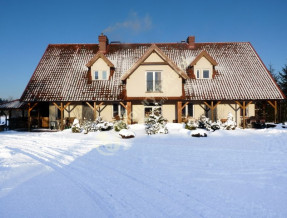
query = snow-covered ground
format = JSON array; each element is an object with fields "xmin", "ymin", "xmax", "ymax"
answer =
[{"xmin": 1, "ymin": 124, "xmax": 287, "ymax": 218}]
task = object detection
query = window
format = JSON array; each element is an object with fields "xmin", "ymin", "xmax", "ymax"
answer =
[
  {"xmin": 102, "ymin": 71, "xmax": 107, "ymax": 80},
  {"xmin": 194, "ymin": 69, "xmax": 211, "ymax": 79},
  {"xmin": 203, "ymin": 70, "xmax": 210, "ymax": 79},
  {"xmin": 196, "ymin": 70, "xmax": 200, "ymax": 79},
  {"xmin": 182, "ymin": 103, "xmax": 194, "ymax": 118},
  {"xmin": 144, "ymin": 106, "xmax": 162, "ymax": 118},
  {"xmin": 146, "ymin": 71, "xmax": 161, "ymax": 92},
  {"xmin": 94, "ymin": 71, "xmax": 99, "ymax": 80},
  {"xmin": 113, "ymin": 104, "xmax": 126, "ymax": 118},
  {"xmin": 93, "ymin": 70, "xmax": 109, "ymax": 80}
]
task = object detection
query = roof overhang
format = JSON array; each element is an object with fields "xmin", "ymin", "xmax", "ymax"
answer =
[
  {"xmin": 86, "ymin": 52, "xmax": 114, "ymax": 68},
  {"xmin": 190, "ymin": 50, "xmax": 218, "ymax": 66}
]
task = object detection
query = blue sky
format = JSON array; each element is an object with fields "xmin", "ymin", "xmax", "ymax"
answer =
[{"xmin": 0, "ymin": 0, "xmax": 287, "ymax": 99}]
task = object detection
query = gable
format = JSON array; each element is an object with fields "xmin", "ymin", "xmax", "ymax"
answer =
[
  {"xmin": 121, "ymin": 44, "xmax": 188, "ymax": 80},
  {"xmin": 190, "ymin": 50, "xmax": 217, "ymax": 66},
  {"xmin": 144, "ymin": 52, "xmax": 165, "ymax": 63},
  {"xmin": 86, "ymin": 52, "xmax": 114, "ymax": 68}
]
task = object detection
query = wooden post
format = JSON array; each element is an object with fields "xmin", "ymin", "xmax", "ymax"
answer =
[
  {"xmin": 86, "ymin": 102, "xmax": 103, "ymax": 121},
  {"xmin": 267, "ymin": 100, "xmax": 277, "ymax": 123},
  {"xmin": 27, "ymin": 102, "xmax": 38, "ymax": 131},
  {"xmin": 243, "ymin": 101, "xmax": 246, "ymax": 129},
  {"xmin": 204, "ymin": 101, "xmax": 221, "ymax": 122},
  {"xmin": 53, "ymin": 102, "xmax": 71, "ymax": 130},
  {"xmin": 127, "ymin": 102, "xmax": 132, "ymax": 124},
  {"xmin": 177, "ymin": 101, "xmax": 182, "ymax": 123},
  {"xmin": 235, "ymin": 101, "xmax": 252, "ymax": 129}
]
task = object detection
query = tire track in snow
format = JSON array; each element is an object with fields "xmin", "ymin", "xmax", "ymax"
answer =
[{"xmin": 6, "ymin": 146, "xmax": 114, "ymax": 218}]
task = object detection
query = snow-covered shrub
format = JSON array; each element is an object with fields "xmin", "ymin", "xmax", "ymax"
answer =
[
  {"xmin": 191, "ymin": 129, "xmax": 208, "ymax": 137},
  {"xmin": 221, "ymin": 112, "xmax": 236, "ymax": 130},
  {"xmin": 185, "ymin": 117, "xmax": 198, "ymax": 130},
  {"xmin": 71, "ymin": 119, "xmax": 81, "ymax": 133},
  {"xmin": 145, "ymin": 106, "xmax": 168, "ymax": 135},
  {"xmin": 72, "ymin": 117, "xmax": 113, "ymax": 134},
  {"xmin": 114, "ymin": 120, "xmax": 128, "ymax": 132},
  {"xmin": 211, "ymin": 120, "xmax": 221, "ymax": 131},
  {"xmin": 197, "ymin": 115, "xmax": 221, "ymax": 131},
  {"xmin": 119, "ymin": 129, "xmax": 135, "ymax": 139}
]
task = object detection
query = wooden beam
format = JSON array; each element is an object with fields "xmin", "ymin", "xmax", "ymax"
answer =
[
  {"xmin": 27, "ymin": 102, "xmax": 38, "ymax": 131},
  {"xmin": 120, "ymin": 102, "xmax": 127, "ymax": 110},
  {"xmin": 235, "ymin": 101, "xmax": 252, "ymax": 129},
  {"xmin": 95, "ymin": 102, "xmax": 104, "ymax": 111},
  {"xmin": 181, "ymin": 102, "xmax": 189, "ymax": 110},
  {"xmin": 60, "ymin": 102, "xmax": 64, "ymax": 130},
  {"xmin": 267, "ymin": 100, "xmax": 277, "ymax": 123},
  {"xmin": 177, "ymin": 101, "xmax": 182, "ymax": 123},
  {"xmin": 127, "ymin": 101, "xmax": 132, "ymax": 124},
  {"xmin": 53, "ymin": 102, "xmax": 61, "ymax": 111},
  {"xmin": 204, "ymin": 101, "xmax": 221, "ymax": 122},
  {"xmin": 63, "ymin": 102, "xmax": 71, "ymax": 111},
  {"xmin": 85, "ymin": 102, "xmax": 94, "ymax": 110}
]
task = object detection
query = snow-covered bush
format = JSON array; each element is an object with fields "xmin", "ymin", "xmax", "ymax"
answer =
[
  {"xmin": 145, "ymin": 106, "xmax": 168, "ymax": 135},
  {"xmin": 191, "ymin": 129, "xmax": 208, "ymax": 137},
  {"xmin": 198, "ymin": 115, "xmax": 221, "ymax": 131},
  {"xmin": 119, "ymin": 129, "xmax": 135, "ymax": 139},
  {"xmin": 114, "ymin": 120, "xmax": 128, "ymax": 132},
  {"xmin": 71, "ymin": 119, "xmax": 81, "ymax": 133},
  {"xmin": 221, "ymin": 112, "xmax": 236, "ymax": 130},
  {"xmin": 72, "ymin": 117, "xmax": 113, "ymax": 134},
  {"xmin": 185, "ymin": 117, "xmax": 198, "ymax": 130}
]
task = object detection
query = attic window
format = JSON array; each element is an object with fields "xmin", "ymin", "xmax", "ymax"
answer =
[
  {"xmin": 93, "ymin": 70, "xmax": 109, "ymax": 80},
  {"xmin": 195, "ymin": 69, "xmax": 211, "ymax": 79}
]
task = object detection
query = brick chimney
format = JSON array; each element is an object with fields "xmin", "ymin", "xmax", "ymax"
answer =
[
  {"xmin": 187, "ymin": 36, "xmax": 195, "ymax": 49},
  {"xmin": 98, "ymin": 33, "xmax": 109, "ymax": 53}
]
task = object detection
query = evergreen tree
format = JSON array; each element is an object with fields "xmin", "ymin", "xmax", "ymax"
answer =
[
  {"xmin": 278, "ymin": 64, "xmax": 287, "ymax": 96},
  {"xmin": 268, "ymin": 64, "xmax": 279, "ymax": 83}
]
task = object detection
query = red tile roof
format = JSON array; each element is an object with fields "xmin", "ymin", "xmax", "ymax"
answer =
[{"xmin": 21, "ymin": 42, "xmax": 284, "ymax": 102}]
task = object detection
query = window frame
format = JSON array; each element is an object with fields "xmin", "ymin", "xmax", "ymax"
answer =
[
  {"xmin": 112, "ymin": 104, "xmax": 126, "ymax": 118},
  {"xmin": 144, "ymin": 105, "xmax": 162, "ymax": 118},
  {"xmin": 194, "ymin": 68, "xmax": 211, "ymax": 79},
  {"xmin": 146, "ymin": 71, "xmax": 162, "ymax": 92},
  {"xmin": 94, "ymin": 71, "xmax": 99, "ymax": 80}
]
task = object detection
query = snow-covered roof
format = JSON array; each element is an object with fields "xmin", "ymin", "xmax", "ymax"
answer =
[
  {"xmin": 0, "ymin": 99, "xmax": 26, "ymax": 109},
  {"xmin": 21, "ymin": 41, "xmax": 285, "ymax": 102}
]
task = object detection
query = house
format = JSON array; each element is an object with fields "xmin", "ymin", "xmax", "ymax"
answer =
[{"xmin": 12, "ymin": 34, "xmax": 285, "ymax": 130}]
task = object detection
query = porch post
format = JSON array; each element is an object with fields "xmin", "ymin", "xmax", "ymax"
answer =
[
  {"xmin": 27, "ymin": 102, "xmax": 38, "ymax": 132},
  {"xmin": 93, "ymin": 102, "xmax": 97, "ymax": 120},
  {"xmin": 267, "ymin": 100, "xmax": 278, "ymax": 123},
  {"xmin": 177, "ymin": 101, "xmax": 182, "ymax": 123},
  {"xmin": 127, "ymin": 101, "xmax": 132, "ymax": 124},
  {"xmin": 242, "ymin": 101, "xmax": 246, "ymax": 129}
]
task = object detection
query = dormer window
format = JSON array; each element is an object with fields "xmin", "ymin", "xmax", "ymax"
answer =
[
  {"xmin": 93, "ymin": 70, "xmax": 108, "ymax": 80},
  {"xmin": 195, "ymin": 69, "xmax": 211, "ymax": 79},
  {"xmin": 190, "ymin": 50, "xmax": 217, "ymax": 80},
  {"xmin": 102, "ymin": 71, "xmax": 107, "ymax": 80},
  {"xmin": 86, "ymin": 52, "xmax": 115, "ymax": 81},
  {"xmin": 95, "ymin": 71, "xmax": 99, "ymax": 80}
]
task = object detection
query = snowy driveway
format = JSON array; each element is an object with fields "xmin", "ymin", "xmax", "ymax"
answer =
[{"xmin": 1, "ymin": 125, "xmax": 287, "ymax": 218}]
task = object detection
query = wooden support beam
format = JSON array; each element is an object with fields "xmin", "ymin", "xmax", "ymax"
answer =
[
  {"xmin": 86, "ymin": 102, "xmax": 104, "ymax": 120},
  {"xmin": 53, "ymin": 102, "xmax": 71, "ymax": 130},
  {"xmin": 120, "ymin": 102, "xmax": 127, "ymax": 110},
  {"xmin": 235, "ymin": 101, "xmax": 252, "ymax": 129},
  {"xmin": 127, "ymin": 102, "xmax": 132, "ymax": 124},
  {"xmin": 177, "ymin": 101, "xmax": 182, "ymax": 123},
  {"xmin": 181, "ymin": 102, "xmax": 189, "ymax": 110},
  {"xmin": 27, "ymin": 102, "xmax": 38, "ymax": 131},
  {"xmin": 204, "ymin": 101, "xmax": 221, "ymax": 122},
  {"xmin": 267, "ymin": 100, "xmax": 277, "ymax": 123}
]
